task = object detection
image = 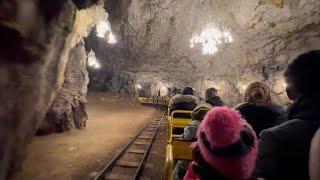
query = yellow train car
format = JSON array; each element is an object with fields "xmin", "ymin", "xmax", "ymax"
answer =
[
  {"xmin": 138, "ymin": 96, "xmax": 148, "ymax": 104},
  {"xmin": 167, "ymin": 110, "xmax": 192, "ymax": 142},
  {"xmin": 165, "ymin": 138, "xmax": 193, "ymax": 180},
  {"xmin": 138, "ymin": 96, "xmax": 170, "ymax": 106},
  {"xmin": 165, "ymin": 110, "xmax": 193, "ymax": 180}
]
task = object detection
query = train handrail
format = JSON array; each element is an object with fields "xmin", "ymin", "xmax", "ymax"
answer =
[
  {"xmin": 170, "ymin": 110, "xmax": 192, "ymax": 117},
  {"xmin": 165, "ymin": 144, "xmax": 173, "ymax": 180},
  {"xmin": 167, "ymin": 110, "xmax": 192, "ymax": 143},
  {"xmin": 165, "ymin": 139, "xmax": 193, "ymax": 180}
]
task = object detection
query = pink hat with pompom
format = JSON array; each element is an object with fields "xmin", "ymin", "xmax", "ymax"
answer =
[{"xmin": 196, "ymin": 107, "xmax": 258, "ymax": 179}]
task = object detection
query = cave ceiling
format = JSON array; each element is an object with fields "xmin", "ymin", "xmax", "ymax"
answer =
[{"xmin": 88, "ymin": 0, "xmax": 320, "ymax": 105}]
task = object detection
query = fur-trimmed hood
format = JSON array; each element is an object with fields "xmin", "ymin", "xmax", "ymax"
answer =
[{"xmin": 171, "ymin": 94, "xmax": 199, "ymax": 104}]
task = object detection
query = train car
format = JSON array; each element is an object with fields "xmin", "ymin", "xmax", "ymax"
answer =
[
  {"xmin": 165, "ymin": 110, "xmax": 193, "ymax": 180},
  {"xmin": 167, "ymin": 110, "xmax": 192, "ymax": 142},
  {"xmin": 138, "ymin": 96, "xmax": 170, "ymax": 106}
]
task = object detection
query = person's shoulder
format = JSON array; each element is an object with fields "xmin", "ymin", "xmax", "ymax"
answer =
[
  {"xmin": 266, "ymin": 103, "xmax": 286, "ymax": 113},
  {"xmin": 178, "ymin": 95, "xmax": 198, "ymax": 103},
  {"xmin": 195, "ymin": 102, "xmax": 212, "ymax": 109},
  {"xmin": 260, "ymin": 119, "xmax": 317, "ymax": 141},
  {"xmin": 234, "ymin": 102, "xmax": 248, "ymax": 110}
]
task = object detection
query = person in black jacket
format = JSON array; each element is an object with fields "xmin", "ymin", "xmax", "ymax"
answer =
[
  {"xmin": 235, "ymin": 82, "xmax": 286, "ymax": 136},
  {"xmin": 169, "ymin": 87, "xmax": 198, "ymax": 114},
  {"xmin": 255, "ymin": 50, "xmax": 320, "ymax": 179}
]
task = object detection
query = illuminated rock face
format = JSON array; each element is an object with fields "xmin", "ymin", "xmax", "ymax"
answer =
[{"xmin": 93, "ymin": 0, "xmax": 319, "ymax": 105}]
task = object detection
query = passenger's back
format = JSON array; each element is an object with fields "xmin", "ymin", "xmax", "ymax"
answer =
[
  {"xmin": 235, "ymin": 102, "xmax": 286, "ymax": 136},
  {"xmin": 256, "ymin": 118, "xmax": 320, "ymax": 179},
  {"xmin": 169, "ymin": 94, "xmax": 198, "ymax": 115},
  {"xmin": 310, "ymin": 128, "xmax": 320, "ymax": 180}
]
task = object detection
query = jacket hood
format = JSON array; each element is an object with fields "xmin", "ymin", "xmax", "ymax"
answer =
[
  {"xmin": 288, "ymin": 96, "xmax": 320, "ymax": 121},
  {"xmin": 205, "ymin": 96, "xmax": 224, "ymax": 107},
  {"xmin": 171, "ymin": 94, "xmax": 198, "ymax": 104}
]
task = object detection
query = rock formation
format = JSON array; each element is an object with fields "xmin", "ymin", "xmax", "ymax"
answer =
[
  {"xmin": 38, "ymin": 42, "xmax": 89, "ymax": 134},
  {"xmin": 89, "ymin": 0, "xmax": 320, "ymax": 105},
  {"xmin": 0, "ymin": 0, "xmax": 103, "ymax": 178}
]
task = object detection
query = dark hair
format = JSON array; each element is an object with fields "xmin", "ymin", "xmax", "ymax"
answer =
[
  {"xmin": 284, "ymin": 50, "xmax": 320, "ymax": 96},
  {"xmin": 183, "ymin": 87, "xmax": 194, "ymax": 95},
  {"xmin": 205, "ymin": 88, "xmax": 218, "ymax": 101}
]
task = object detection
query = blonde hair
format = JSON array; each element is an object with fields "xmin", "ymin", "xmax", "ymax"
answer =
[{"xmin": 244, "ymin": 82, "xmax": 271, "ymax": 103}]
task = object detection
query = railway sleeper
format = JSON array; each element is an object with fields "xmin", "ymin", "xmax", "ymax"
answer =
[{"xmin": 116, "ymin": 160, "xmax": 140, "ymax": 168}]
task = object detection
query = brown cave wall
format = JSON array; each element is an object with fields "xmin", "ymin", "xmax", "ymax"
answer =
[
  {"xmin": 0, "ymin": 0, "xmax": 104, "ymax": 178},
  {"xmin": 38, "ymin": 41, "xmax": 89, "ymax": 135},
  {"xmin": 37, "ymin": 2, "xmax": 108, "ymax": 134}
]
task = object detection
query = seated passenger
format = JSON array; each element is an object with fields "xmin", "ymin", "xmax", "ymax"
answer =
[
  {"xmin": 184, "ymin": 107, "xmax": 258, "ymax": 179},
  {"xmin": 310, "ymin": 128, "xmax": 320, "ymax": 180},
  {"xmin": 255, "ymin": 50, "xmax": 320, "ymax": 179},
  {"xmin": 183, "ymin": 87, "xmax": 224, "ymax": 141},
  {"xmin": 173, "ymin": 88, "xmax": 224, "ymax": 180},
  {"xmin": 169, "ymin": 87, "xmax": 198, "ymax": 115},
  {"xmin": 235, "ymin": 82, "xmax": 286, "ymax": 136}
]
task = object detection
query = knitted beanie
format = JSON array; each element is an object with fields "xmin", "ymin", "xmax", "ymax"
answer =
[{"xmin": 196, "ymin": 107, "xmax": 258, "ymax": 179}]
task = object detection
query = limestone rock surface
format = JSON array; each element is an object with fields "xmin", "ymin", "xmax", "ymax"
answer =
[
  {"xmin": 38, "ymin": 42, "xmax": 89, "ymax": 134},
  {"xmin": 90, "ymin": 0, "xmax": 320, "ymax": 105}
]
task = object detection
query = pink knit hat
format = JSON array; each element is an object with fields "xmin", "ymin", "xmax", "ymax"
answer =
[{"xmin": 196, "ymin": 107, "xmax": 258, "ymax": 179}]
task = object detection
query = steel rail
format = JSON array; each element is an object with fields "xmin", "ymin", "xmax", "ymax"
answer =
[
  {"xmin": 133, "ymin": 109, "xmax": 166, "ymax": 179},
  {"xmin": 94, "ymin": 107, "xmax": 166, "ymax": 180}
]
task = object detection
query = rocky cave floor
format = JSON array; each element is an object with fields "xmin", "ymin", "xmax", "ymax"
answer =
[{"xmin": 12, "ymin": 92, "xmax": 156, "ymax": 180}]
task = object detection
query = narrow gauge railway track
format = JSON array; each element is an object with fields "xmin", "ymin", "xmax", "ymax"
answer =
[{"xmin": 94, "ymin": 108, "xmax": 167, "ymax": 180}]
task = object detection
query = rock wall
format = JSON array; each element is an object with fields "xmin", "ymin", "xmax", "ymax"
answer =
[
  {"xmin": 89, "ymin": 0, "xmax": 320, "ymax": 106},
  {"xmin": 38, "ymin": 4, "xmax": 107, "ymax": 134},
  {"xmin": 38, "ymin": 42, "xmax": 89, "ymax": 134},
  {"xmin": 0, "ymin": 0, "xmax": 103, "ymax": 178}
]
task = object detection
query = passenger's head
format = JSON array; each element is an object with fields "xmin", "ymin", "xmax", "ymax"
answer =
[
  {"xmin": 183, "ymin": 87, "xmax": 194, "ymax": 95},
  {"xmin": 244, "ymin": 82, "xmax": 271, "ymax": 103},
  {"xmin": 195, "ymin": 107, "xmax": 258, "ymax": 179},
  {"xmin": 284, "ymin": 50, "xmax": 320, "ymax": 100},
  {"xmin": 205, "ymin": 87, "xmax": 223, "ymax": 106},
  {"xmin": 205, "ymin": 87, "xmax": 218, "ymax": 100}
]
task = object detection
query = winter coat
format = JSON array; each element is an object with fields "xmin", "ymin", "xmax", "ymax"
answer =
[
  {"xmin": 310, "ymin": 128, "xmax": 320, "ymax": 180},
  {"xmin": 174, "ymin": 103, "xmax": 211, "ymax": 180},
  {"xmin": 184, "ymin": 162, "xmax": 229, "ymax": 180},
  {"xmin": 169, "ymin": 94, "xmax": 199, "ymax": 114},
  {"xmin": 255, "ymin": 96, "xmax": 320, "ymax": 180},
  {"xmin": 235, "ymin": 102, "xmax": 286, "ymax": 136},
  {"xmin": 184, "ymin": 96, "xmax": 224, "ymax": 140}
]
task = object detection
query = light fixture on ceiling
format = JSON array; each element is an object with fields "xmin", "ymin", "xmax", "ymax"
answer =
[{"xmin": 190, "ymin": 24, "xmax": 233, "ymax": 55}]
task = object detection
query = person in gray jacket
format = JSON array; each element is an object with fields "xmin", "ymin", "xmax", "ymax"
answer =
[
  {"xmin": 173, "ymin": 87, "xmax": 224, "ymax": 180},
  {"xmin": 255, "ymin": 50, "xmax": 320, "ymax": 179}
]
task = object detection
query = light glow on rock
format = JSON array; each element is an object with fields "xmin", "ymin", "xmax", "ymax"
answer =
[
  {"xmin": 96, "ymin": 21, "xmax": 111, "ymax": 38},
  {"xmin": 190, "ymin": 24, "xmax": 233, "ymax": 55},
  {"xmin": 108, "ymin": 32, "xmax": 117, "ymax": 44},
  {"xmin": 96, "ymin": 19, "xmax": 118, "ymax": 44},
  {"xmin": 87, "ymin": 50, "xmax": 100, "ymax": 69},
  {"xmin": 136, "ymin": 84, "xmax": 142, "ymax": 89}
]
